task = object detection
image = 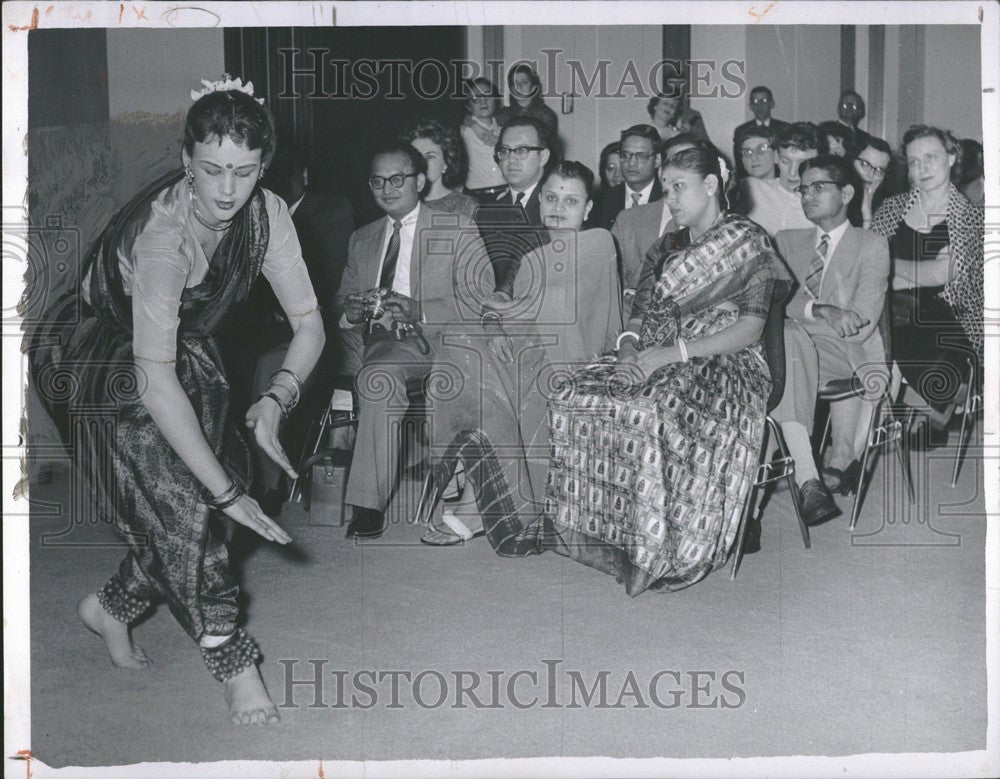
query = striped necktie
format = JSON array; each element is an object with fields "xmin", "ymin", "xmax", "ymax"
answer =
[
  {"xmin": 379, "ymin": 220, "xmax": 402, "ymax": 289},
  {"xmin": 804, "ymin": 233, "xmax": 830, "ymax": 298}
]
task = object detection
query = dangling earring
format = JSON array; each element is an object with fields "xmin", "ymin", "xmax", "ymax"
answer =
[{"xmin": 185, "ymin": 166, "xmax": 195, "ymax": 201}]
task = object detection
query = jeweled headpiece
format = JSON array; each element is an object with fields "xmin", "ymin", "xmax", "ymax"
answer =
[{"xmin": 190, "ymin": 74, "xmax": 265, "ymax": 105}]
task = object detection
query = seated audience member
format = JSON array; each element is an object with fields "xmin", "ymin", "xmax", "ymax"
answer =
[
  {"xmin": 599, "ymin": 141, "xmax": 625, "ymax": 192},
  {"xmin": 545, "ymin": 147, "xmax": 778, "ymax": 593},
  {"xmin": 475, "ymin": 115, "xmax": 552, "ymax": 296},
  {"xmin": 506, "ymin": 62, "xmax": 562, "ymax": 158},
  {"xmin": 422, "ymin": 161, "xmax": 622, "ymax": 547},
  {"xmin": 647, "ymin": 93, "xmax": 710, "ymax": 144},
  {"xmin": 333, "ymin": 144, "xmax": 492, "ymax": 538},
  {"xmin": 592, "ymin": 124, "xmax": 663, "ymax": 230},
  {"xmin": 870, "ymin": 125, "xmax": 983, "ymax": 447},
  {"xmin": 772, "ymin": 155, "xmax": 889, "ymax": 525},
  {"xmin": 460, "ymin": 77, "xmax": 509, "ymax": 198},
  {"xmin": 236, "ymin": 143, "xmax": 355, "ymax": 513},
  {"xmin": 611, "ymin": 133, "xmax": 700, "ymax": 314},
  {"xmin": 732, "ymin": 125, "xmax": 777, "ymax": 214},
  {"xmin": 958, "ymin": 138, "xmax": 985, "ymax": 206},
  {"xmin": 849, "ymin": 136, "xmax": 893, "ymax": 228},
  {"xmin": 402, "ymin": 118, "xmax": 477, "ymax": 218},
  {"xmin": 732, "ymin": 85, "xmax": 789, "ymax": 175},
  {"xmin": 818, "ymin": 119, "xmax": 856, "ymax": 158},
  {"xmin": 746, "ymin": 122, "xmax": 820, "ymax": 236},
  {"xmin": 835, "ymin": 90, "xmax": 873, "ymax": 152}
]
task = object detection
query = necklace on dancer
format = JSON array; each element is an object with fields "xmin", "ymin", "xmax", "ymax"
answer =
[{"xmin": 192, "ymin": 205, "xmax": 229, "ymax": 232}]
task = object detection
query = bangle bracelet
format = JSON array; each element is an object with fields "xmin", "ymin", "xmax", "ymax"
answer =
[
  {"xmin": 678, "ymin": 338, "xmax": 690, "ymax": 363},
  {"xmin": 269, "ymin": 369, "xmax": 302, "ymax": 406},
  {"xmin": 260, "ymin": 391, "xmax": 289, "ymax": 417},
  {"xmin": 267, "ymin": 382, "xmax": 299, "ymax": 411},
  {"xmin": 270, "ymin": 368, "xmax": 303, "ymax": 390},
  {"xmin": 209, "ymin": 480, "xmax": 244, "ymax": 511},
  {"xmin": 615, "ymin": 331, "xmax": 640, "ymax": 351}
]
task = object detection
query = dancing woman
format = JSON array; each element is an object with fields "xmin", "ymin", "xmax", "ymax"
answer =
[
  {"xmin": 544, "ymin": 147, "xmax": 778, "ymax": 595},
  {"xmin": 32, "ymin": 77, "xmax": 324, "ymax": 724}
]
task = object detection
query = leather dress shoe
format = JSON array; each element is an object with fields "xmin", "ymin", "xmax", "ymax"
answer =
[
  {"xmin": 346, "ymin": 507, "xmax": 386, "ymax": 539},
  {"xmin": 822, "ymin": 460, "xmax": 860, "ymax": 496},
  {"xmin": 797, "ymin": 479, "xmax": 841, "ymax": 527}
]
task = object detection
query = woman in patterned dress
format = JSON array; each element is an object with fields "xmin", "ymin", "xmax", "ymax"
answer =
[
  {"xmin": 544, "ymin": 146, "xmax": 778, "ymax": 595},
  {"xmin": 31, "ymin": 80, "xmax": 324, "ymax": 723}
]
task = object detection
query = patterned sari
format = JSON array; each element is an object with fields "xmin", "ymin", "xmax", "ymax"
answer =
[
  {"xmin": 30, "ymin": 171, "xmax": 269, "ymax": 640},
  {"xmin": 543, "ymin": 213, "xmax": 776, "ymax": 595}
]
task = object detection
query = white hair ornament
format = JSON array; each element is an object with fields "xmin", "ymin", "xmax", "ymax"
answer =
[{"xmin": 190, "ymin": 74, "xmax": 265, "ymax": 105}]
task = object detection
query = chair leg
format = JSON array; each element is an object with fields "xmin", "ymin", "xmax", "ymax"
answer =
[
  {"xmin": 818, "ymin": 413, "xmax": 832, "ymax": 459},
  {"xmin": 951, "ymin": 369, "xmax": 975, "ymax": 487},
  {"xmin": 769, "ymin": 417, "xmax": 810, "ymax": 549},
  {"xmin": 892, "ymin": 405, "xmax": 915, "ymax": 503},
  {"xmin": 731, "ymin": 424, "xmax": 771, "ymax": 581},
  {"xmin": 413, "ymin": 468, "xmax": 436, "ymax": 526},
  {"xmin": 849, "ymin": 396, "xmax": 885, "ymax": 531}
]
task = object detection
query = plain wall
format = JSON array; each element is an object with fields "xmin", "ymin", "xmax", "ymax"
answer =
[{"xmin": 921, "ymin": 25, "xmax": 982, "ymax": 141}]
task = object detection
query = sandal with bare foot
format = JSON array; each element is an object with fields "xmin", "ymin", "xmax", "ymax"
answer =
[
  {"xmin": 420, "ymin": 507, "xmax": 485, "ymax": 546},
  {"xmin": 225, "ymin": 665, "xmax": 281, "ymax": 726},
  {"xmin": 78, "ymin": 593, "xmax": 151, "ymax": 670}
]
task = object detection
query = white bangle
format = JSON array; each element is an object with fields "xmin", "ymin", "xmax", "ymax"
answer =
[
  {"xmin": 678, "ymin": 338, "xmax": 690, "ymax": 363},
  {"xmin": 615, "ymin": 330, "xmax": 640, "ymax": 351}
]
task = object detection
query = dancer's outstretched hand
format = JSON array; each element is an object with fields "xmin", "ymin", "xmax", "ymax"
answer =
[
  {"xmin": 223, "ymin": 495, "xmax": 292, "ymax": 544},
  {"xmin": 244, "ymin": 396, "xmax": 298, "ymax": 480}
]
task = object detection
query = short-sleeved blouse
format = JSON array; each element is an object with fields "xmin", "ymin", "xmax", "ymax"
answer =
[{"xmin": 112, "ymin": 181, "xmax": 316, "ymax": 362}]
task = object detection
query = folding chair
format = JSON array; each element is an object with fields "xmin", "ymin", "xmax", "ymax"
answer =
[
  {"xmin": 731, "ymin": 279, "xmax": 811, "ymax": 580},
  {"xmin": 951, "ymin": 357, "xmax": 982, "ymax": 487}
]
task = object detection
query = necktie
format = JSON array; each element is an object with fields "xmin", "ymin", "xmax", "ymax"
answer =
[
  {"xmin": 513, "ymin": 190, "xmax": 525, "ymax": 208},
  {"xmin": 630, "ymin": 192, "xmax": 642, "ymax": 208},
  {"xmin": 804, "ymin": 233, "xmax": 830, "ymax": 298},
  {"xmin": 379, "ymin": 219, "xmax": 402, "ymax": 290}
]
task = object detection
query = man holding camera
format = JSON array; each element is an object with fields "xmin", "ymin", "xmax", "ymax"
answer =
[{"xmin": 334, "ymin": 143, "xmax": 491, "ymax": 538}]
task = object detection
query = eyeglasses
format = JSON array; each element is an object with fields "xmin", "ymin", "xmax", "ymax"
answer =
[
  {"xmin": 794, "ymin": 180, "xmax": 841, "ymax": 197},
  {"xmin": 741, "ymin": 144, "xmax": 772, "ymax": 158},
  {"xmin": 619, "ymin": 151, "xmax": 655, "ymax": 163},
  {"xmin": 750, "ymin": 97, "xmax": 772, "ymax": 105},
  {"xmin": 496, "ymin": 145, "xmax": 545, "ymax": 161},
  {"xmin": 368, "ymin": 172, "xmax": 420, "ymax": 190},
  {"xmin": 856, "ymin": 158, "xmax": 887, "ymax": 177}
]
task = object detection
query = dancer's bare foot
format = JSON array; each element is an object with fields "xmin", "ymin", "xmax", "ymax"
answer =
[
  {"xmin": 224, "ymin": 665, "xmax": 280, "ymax": 725},
  {"xmin": 77, "ymin": 593, "xmax": 151, "ymax": 670}
]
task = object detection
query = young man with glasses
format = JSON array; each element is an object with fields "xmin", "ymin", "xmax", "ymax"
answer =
[
  {"xmin": 746, "ymin": 122, "xmax": 820, "ymax": 237},
  {"xmin": 474, "ymin": 115, "xmax": 552, "ymax": 297},
  {"xmin": 592, "ymin": 124, "xmax": 663, "ymax": 230},
  {"xmin": 771, "ymin": 154, "xmax": 889, "ymax": 526},
  {"xmin": 333, "ymin": 144, "xmax": 492, "ymax": 538}
]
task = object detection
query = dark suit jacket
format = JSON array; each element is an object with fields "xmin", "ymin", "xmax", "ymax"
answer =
[
  {"xmin": 592, "ymin": 179, "xmax": 664, "ymax": 232},
  {"xmin": 473, "ymin": 185, "xmax": 548, "ymax": 297},
  {"xmin": 775, "ymin": 224, "xmax": 888, "ymax": 371},
  {"xmin": 610, "ymin": 199, "xmax": 672, "ymax": 293}
]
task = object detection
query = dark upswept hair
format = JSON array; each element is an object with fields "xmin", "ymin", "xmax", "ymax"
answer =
[
  {"xmin": 370, "ymin": 142, "xmax": 428, "ymax": 177},
  {"xmin": 661, "ymin": 132, "xmax": 702, "ymax": 163},
  {"xmin": 542, "ymin": 160, "xmax": 596, "ymax": 199},
  {"xmin": 183, "ymin": 89, "xmax": 277, "ymax": 168},
  {"xmin": 620, "ymin": 123, "xmax": 663, "ymax": 153},
  {"xmin": 507, "ymin": 62, "xmax": 542, "ymax": 100},
  {"xmin": 645, "ymin": 93, "xmax": 683, "ymax": 120},
  {"xmin": 901, "ymin": 124, "xmax": 963, "ymax": 183},
  {"xmin": 736, "ymin": 124, "xmax": 776, "ymax": 148},
  {"xmin": 400, "ymin": 118, "xmax": 468, "ymax": 190},
  {"xmin": 664, "ymin": 145, "xmax": 732, "ymax": 210},
  {"xmin": 958, "ymin": 138, "xmax": 984, "ymax": 185},
  {"xmin": 818, "ymin": 120, "xmax": 856, "ymax": 156},
  {"xmin": 775, "ymin": 122, "xmax": 821, "ymax": 154},
  {"xmin": 858, "ymin": 135, "xmax": 893, "ymax": 159},
  {"xmin": 498, "ymin": 114, "xmax": 552, "ymax": 152},
  {"xmin": 798, "ymin": 153, "xmax": 857, "ymax": 189},
  {"xmin": 598, "ymin": 141, "xmax": 621, "ymax": 187}
]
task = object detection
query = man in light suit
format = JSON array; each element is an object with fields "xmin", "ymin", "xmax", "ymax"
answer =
[
  {"xmin": 592, "ymin": 124, "xmax": 663, "ymax": 231},
  {"xmin": 334, "ymin": 144, "xmax": 492, "ymax": 538},
  {"xmin": 610, "ymin": 134, "xmax": 699, "ymax": 317},
  {"xmin": 773, "ymin": 155, "xmax": 889, "ymax": 527}
]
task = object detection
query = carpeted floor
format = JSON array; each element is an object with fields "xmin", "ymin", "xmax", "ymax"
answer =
[{"xmin": 27, "ymin": 433, "xmax": 988, "ymax": 769}]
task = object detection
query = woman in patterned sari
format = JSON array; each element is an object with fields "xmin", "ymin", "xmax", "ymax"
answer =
[
  {"xmin": 544, "ymin": 147, "xmax": 777, "ymax": 595},
  {"xmin": 422, "ymin": 162, "xmax": 622, "ymax": 549},
  {"xmin": 30, "ymin": 79, "xmax": 324, "ymax": 723}
]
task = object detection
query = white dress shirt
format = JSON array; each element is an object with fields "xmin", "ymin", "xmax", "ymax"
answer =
[
  {"xmin": 804, "ymin": 217, "xmax": 851, "ymax": 320},
  {"xmin": 507, "ymin": 180, "xmax": 539, "ymax": 207},
  {"xmin": 375, "ymin": 203, "xmax": 421, "ymax": 298},
  {"xmin": 624, "ymin": 179, "xmax": 656, "ymax": 209}
]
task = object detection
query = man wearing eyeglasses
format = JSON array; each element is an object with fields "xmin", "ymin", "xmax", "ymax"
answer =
[
  {"xmin": 732, "ymin": 86, "xmax": 789, "ymax": 176},
  {"xmin": 474, "ymin": 115, "xmax": 552, "ymax": 296},
  {"xmin": 772, "ymin": 154, "xmax": 889, "ymax": 527},
  {"xmin": 592, "ymin": 124, "xmax": 663, "ymax": 231},
  {"xmin": 746, "ymin": 122, "xmax": 820, "ymax": 237},
  {"xmin": 334, "ymin": 143, "xmax": 492, "ymax": 538},
  {"xmin": 834, "ymin": 90, "xmax": 873, "ymax": 152}
]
